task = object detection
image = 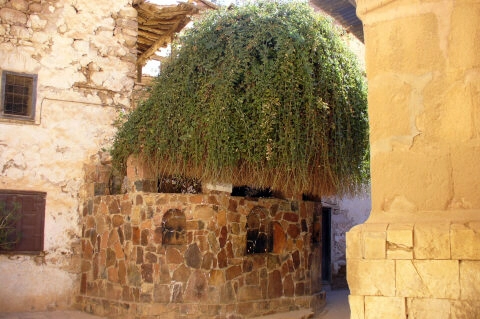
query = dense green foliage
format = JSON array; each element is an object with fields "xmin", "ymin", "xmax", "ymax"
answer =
[{"xmin": 111, "ymin": 1, "xmax": 368, "ymax": 197}]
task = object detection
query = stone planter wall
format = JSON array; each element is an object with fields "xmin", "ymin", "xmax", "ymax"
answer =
[{"xmin": 77, "ymin": 192, "xmax": 324, "ymax": 318}]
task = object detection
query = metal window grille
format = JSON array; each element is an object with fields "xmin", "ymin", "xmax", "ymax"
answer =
[{"xmin": 1, "ymin": 71, "xmax": 37, "ymax": 120}]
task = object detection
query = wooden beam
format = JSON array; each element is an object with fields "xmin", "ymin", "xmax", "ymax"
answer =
[{"xmin": 137, "ymin": 35, "xmax": 172, "ymax": 67}]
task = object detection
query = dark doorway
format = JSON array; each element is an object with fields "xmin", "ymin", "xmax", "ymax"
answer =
[{"xmin": 321, "ymin": 207, "xmax": 332, "ymax": 282}]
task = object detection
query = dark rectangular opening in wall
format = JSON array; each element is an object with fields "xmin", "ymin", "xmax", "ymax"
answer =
[
  {"xmin": 157, "ymin": 175, "xmax": 201, "ymax": 194},
  {"xmin": 321, "ymin": 207, "xmax": 331, "ymax": 282}
]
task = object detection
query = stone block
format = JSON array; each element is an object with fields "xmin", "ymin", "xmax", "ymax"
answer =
[
  {"xmin": 459, "ymin": 260, "xmax": 480, "ymax": 301},
  {"xmin": 272, "ymin": 222, "xmax": 286, "ymax": 254},
  {"xmin": 349, "ymin": 295, "xmax": 364, "ymax": 319},
  {"xmin": 238, "ymin": 285, "xmax": 263, "ymax": 301},
  {"xmin": 226, "ymin": 265, "xmax": 242, "ymax": 280},
  {"xmin": 184, "ymin": 270, "xmax": 209, "ymax": 302},
  {"xmin": 451, "ymin": 300, "xmax": 480, "ymax": 319},
  {"xmin": 414, "ymin": 223, "xmax": 450, "ymax": 259},
  {"xmin": 396, "ymin": 260, "xmax": 459, "ymax": 299},
  {"xmin": 406, "ymin": 298, "xmax": 451, "ymax": 319},
  {"xmin": 364, "ymin": 296, "xmax": 405, "ymax": 319},
  {"xmin": 192, "ymin": 205, "xmax": 216, "ymax": 220},
  {"xmin": 208, "ymin": 269, "xmax": 225, "ymax": 286},
  {"xmin": 362, "ymin": 223, "xmax": 388, "ymax": 259},
  {"xmin": 451, "ymin": 222, "xmax": 480, "ymax": 259},
  {"xmin": 0, "ymin": 8, "xmax": 27, "ymax": 25},
  {"xmin": 346, "ymin": 225, "xmax": 363, "ymax": 259},
  {"xmin": 268, "ymin": 270, "xmax": 283, "ymax": 298},
  {"xmin": 347, "ymin": 259, "xmax": 396, "ymax": 296},
  {"xmin": 387, "ymin": 223, "xmax": 413, "ymax": 259}
]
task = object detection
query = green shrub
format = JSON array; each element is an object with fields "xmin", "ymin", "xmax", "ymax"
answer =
[{"xmin": 112, "ymin": 1, "xmax": 368, "ymax": 197}]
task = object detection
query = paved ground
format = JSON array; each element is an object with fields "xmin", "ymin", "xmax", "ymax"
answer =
[
  {"xmin": 314, "ymin": 289, "xmax": 350, "ymax": 319},
  {"xmin": 0, "ymin": 289, "xmax": 350, "ymax": 319}
]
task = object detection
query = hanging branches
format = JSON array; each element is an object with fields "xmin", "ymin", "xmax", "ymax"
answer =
[{"xmin": 111, "ymin": 1, "xmax": 368, "ymax": 197}]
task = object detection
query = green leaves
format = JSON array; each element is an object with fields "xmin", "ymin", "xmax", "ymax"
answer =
[{"xmin": 111, "ymin": 1, "xmax": 369, "ymax": 197}]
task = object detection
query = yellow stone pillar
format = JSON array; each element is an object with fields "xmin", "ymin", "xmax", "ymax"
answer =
[{"xmin": 347, "ymin": 1, "xmax": 480, "ymax": 318}]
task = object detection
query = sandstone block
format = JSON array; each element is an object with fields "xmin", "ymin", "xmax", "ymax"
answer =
[
  {"xmin": 29, "ymin": 14, "xmax": 48, "ymax": 30},
  {"xmin": 185, "ymin": 244, "xmax": 202, "ymax": 269},
  {"xmin": 387, "ymin": 223, "xmax": 413, "ymax": 259},
  {"xmin": 272, "ymin": 222, "xmax": 286, "ymax": 254},
  {"xmin": 346, "ymin": 224, "xmax": 363, "ymax": 259},
  {"xmin": 153, "ymin": 284, "xmax": 171, "ymax": 303},
  {"xmin": 238, "ymin": 285, "xmax": 263, "ymax": 301},
  {"xmin": 451, "ymin": 222, "xmax": 480, "ymax": 259},
  {"xmin": 287, "ymin": 224, "xmax": 300, "ymax": 238},
  {"xmin": 267, "ymin": 270, "xmax": 283, "ymax": 298},
  {"xmin": 11, "ymin": 0, "xmax": 28, "ymax": 11},
  {"xmin": 172, "ymin": 264, "xmax": 191, "ymax": 283},
  {"xmin": 451, "ymin": 300, "xmax": 480, "ymax": 319},
  {"xmin": 449, "ymin": 4, "xmax": 480, "ymax": 70},
  {"xmin": 10, "ymin": 25, "xmax": 30, "ymax": 39},
  {"xmin": 459, "ymin": 260, "xmax": 480, "ymax": 301},
  {"xmin": 119, "ymin": 7, "xmax": 137, "ymax": 18},
  {"xmin": 396, "ymin": 260, "xmax": 459, "ymax": 299},
  {"xmin": 0, "ymin": 8, "xmax": 27, "ymax": 25},
  {"xmin": 226, "ymin": 265, "xmax": 242, "ymax": 280},
  {"xmin": 208, "ymin": 269, "xmax": 225, "ymax": 286},
  {"xmin": 193, "ymin": 205, "xmax": 215, "ymax": 220},
  {"xmin": 406, "ymin": 298, "xmax": 451, "ymax": 319},
  {"xmin": 414, "ymin": 223, "xmax": 450, "ymax": 259},
  {"xmin": 29, "ymin": 3, "xmax": 42, "ymax": 13},
  {"xmin": 283, "ymin": 274, "xmax": 294, "ymax": 297},
  {"xmin": 349, "ymin": 295, "xmax": 364, "ymax": 319},
  {"xmin": 347, "ymin": 259, "xmax": 395, "ymax": 296},
  {"xmin": 364, "ymin": 296, "xmax": 405, "ymax": 319},
  {"xmin": 362, "ymin": 223, "xmax": 388, "ymax": 259},
  {"xmin": 183, "ymin": 270, "xmax": 208, "ymax": 302}
]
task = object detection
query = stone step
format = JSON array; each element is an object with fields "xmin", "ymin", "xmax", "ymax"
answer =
[{"xmin": 250, "ymin": 309, "xmax": 315, "ymax": 319}]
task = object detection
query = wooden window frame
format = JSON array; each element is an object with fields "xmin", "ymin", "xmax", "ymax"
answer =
[
  {"xmin": 0, "ymin": 190, "xmax": 46, "ymax": 254},
  {"xmin": 1, "ymin": 71, "xmax": 38, "ymax": 122}
]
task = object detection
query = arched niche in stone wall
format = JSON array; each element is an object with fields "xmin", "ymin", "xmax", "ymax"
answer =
[{"xmin": 162, "ymin": 208, "xmax": 186, "ymax": 245}]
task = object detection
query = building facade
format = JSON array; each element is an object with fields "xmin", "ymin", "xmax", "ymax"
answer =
[{"xmin": 0, "ymin": 0, "xmax": 136, "ymax": 311}]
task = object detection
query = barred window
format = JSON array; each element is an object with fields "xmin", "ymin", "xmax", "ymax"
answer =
[
  {"xmin": 0, "ymin": 190, "xmax": 46, "ymax": 253},
  {"xmin": 1, "ymin": 71, "xmax": 37, "ymax": 121}
]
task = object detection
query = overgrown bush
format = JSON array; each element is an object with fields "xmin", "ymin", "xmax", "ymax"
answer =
[{"xmin": 112, "ymin": 1, "xmax": 368, "ymax": 197}]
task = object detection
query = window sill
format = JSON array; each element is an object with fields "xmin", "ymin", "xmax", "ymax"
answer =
[{"xmin": 0, "ymin": 116, "xmax": 39, "ymax": 125}]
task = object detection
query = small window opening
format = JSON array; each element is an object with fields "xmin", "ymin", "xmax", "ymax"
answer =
[
  {"xmin": 161, "ymin": 209, "xmax": 186, "ymax": 245},
  {"xmin": 1, "ymin": 71, "xmax": 37, "ymax": 121},
  {"xmin": 246, "ymin": 206, "xmax": 272, "ymax": 254}
]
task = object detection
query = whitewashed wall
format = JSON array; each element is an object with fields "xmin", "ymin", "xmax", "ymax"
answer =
[{"xmin": 0, "ymin": 0, "xmax": 136, "ymax": 311}]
